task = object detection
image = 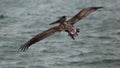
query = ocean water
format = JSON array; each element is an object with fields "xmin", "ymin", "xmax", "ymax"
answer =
[{"xmin": 0, "ymin": 0, "xmax": 120, "ymax": 68}]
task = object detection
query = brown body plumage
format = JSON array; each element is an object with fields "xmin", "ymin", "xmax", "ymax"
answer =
[{"xmin": 19, "ymin": 7, "xmax": 103, "ymax": 51}]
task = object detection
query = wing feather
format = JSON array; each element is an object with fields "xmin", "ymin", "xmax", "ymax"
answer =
[
  {"xmin": 19, "ymin": 26, "xmax": 61, "ymax": 51},
  {"xmin": 67, "ymin": 7, "xmax": 103, "ymax": 25}
]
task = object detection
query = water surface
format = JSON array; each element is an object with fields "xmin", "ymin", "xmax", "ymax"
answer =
[{"xmin": 0, "ymin": 0, "xmax": 120, "ymax": 68}]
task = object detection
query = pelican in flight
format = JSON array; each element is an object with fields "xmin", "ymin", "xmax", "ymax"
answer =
[{"xmin": 19, "ymin": 7, "xmax": 103, "ymax": 51}]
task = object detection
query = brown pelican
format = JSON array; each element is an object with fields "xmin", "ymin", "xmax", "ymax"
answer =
[{"xmin": 19, "ymin": 7, "xmax": 103, "ymax": 51}]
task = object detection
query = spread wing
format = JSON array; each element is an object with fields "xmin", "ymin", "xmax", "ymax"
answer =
[
  {"xmin": 19, "ymin": 26, "xmax": 61, "ymax": 51},
  {"xmin": 67, "ymin": 7, "xmax": 103, "ymax": 25}
]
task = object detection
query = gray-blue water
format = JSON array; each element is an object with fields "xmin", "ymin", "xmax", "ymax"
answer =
[{"xmin": 0, "ymin": 0, "xmax": 120, "ymax": 68}]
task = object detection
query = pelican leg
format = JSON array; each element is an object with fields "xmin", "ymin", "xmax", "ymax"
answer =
[
  {"xmin": 75, "ymin": 28, "xmax": 80, "ymax": 36},
  {"xmin": 69, "ymin": 34, "xmax": 75, "ymax": 40},
  {"xmin": 76, "ymin": 28, "xmax": 80, "ymax": 33},
  {"xmin": 65, "ymin": 30, "xmax": 75, "ymax": 40}
]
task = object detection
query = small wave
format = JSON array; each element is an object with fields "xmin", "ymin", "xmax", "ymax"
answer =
[
  {"xmin": 67, "ymin": 59, "xmax": 120, "ymax": 66},
  {"xmin": 0, "ymin": 15, "xmax": 7, "ymax": 19},
  {"xmin": 85, "ymin": 34, "xmax": 113, "ymax": 40}
]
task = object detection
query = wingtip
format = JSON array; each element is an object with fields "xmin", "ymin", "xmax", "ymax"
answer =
[{"xmin": 18, "ymin": 44, "xmax": 29, "ymax": 52}]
